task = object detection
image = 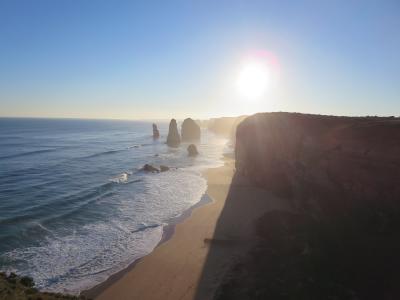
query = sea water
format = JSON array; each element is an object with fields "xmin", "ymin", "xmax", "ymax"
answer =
[{"xmin": 0, "ymin": 118, "xmax": 229, "ymax": 294}]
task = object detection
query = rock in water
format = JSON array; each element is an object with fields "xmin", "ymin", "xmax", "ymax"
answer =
[
  {"xmin": 187, "ymin": 144, "xmax": 199, "ymax": 156},
  {"xmin": 141, "ymin": 164, "xmax": 160, "ymax": 173},
  {"xmin": 181, "ymin": 118, "xmax": 201, "ymax": 141},
  {"xmin": 152, "ymin": 123, "xmax": 160, "ymax": 139},
  {"xmin": 160, "ymin": 165, "xmax": 170, "ymax": 172},
  {"xmin": 167, "ymin": 119, "xmax": 181, "ymax": 147}
]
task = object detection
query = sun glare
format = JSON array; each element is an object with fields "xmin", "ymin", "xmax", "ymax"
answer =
[{"xmin": 237, "ymin": 60, "xmax": 271, "ymax": 99}]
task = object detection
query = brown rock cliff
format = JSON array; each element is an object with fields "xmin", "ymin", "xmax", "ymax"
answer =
[{"xmin": 235, "ymin": 112, "xmax": 400, "ymax": 216}]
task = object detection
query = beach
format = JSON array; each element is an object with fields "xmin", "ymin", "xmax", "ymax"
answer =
[{"xmin": 86, "ymin": 154, "xmax": 291, "ymax": 300}]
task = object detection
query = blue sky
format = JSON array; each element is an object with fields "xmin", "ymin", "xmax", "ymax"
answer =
[{"xmin": 0, "ymin": 0, "xmax": 399, "ymax": 119}]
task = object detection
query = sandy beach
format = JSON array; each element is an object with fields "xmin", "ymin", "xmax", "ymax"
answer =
[{"xmin": 85, "ymin": 155, "xmax": 291, "ymax": 300}]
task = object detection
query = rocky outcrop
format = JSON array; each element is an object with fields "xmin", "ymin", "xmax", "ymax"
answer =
[
  {"xmin": 141, "ymin": 164, "xmax": 160, "ymax": 173},
  {"xmin": 181, "ymin": 118, "xmax": 201, "ymax": 141},
  {"xmin": 0, "ymin": 272, "xmax": 85, "ymax": 299},
  {"xmin": 187, "ymin": 144, "xmax": 199, "ymax": 156},
  {"xmin": 160, "ymin": 165, "xmax": 170, "ymax": 172},
  {"xmin": 152, "ymin": 123, "xmax": 160, "ymax": 139},
  {"xmin": 167, "ymin": 119, "xmax": 181, "ymax": 147},
  {"xmin": 235, "ymin": 112, "xmax": 400, "ymax": 217}
]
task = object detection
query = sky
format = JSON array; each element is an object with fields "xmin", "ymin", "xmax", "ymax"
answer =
[{"xmin": 0, "ymin": 0, "xmax": 399, "ymax": 119}]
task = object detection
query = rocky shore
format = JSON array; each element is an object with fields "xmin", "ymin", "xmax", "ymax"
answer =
[{"xmin": 0, "ymin": 272, "xmax": 87, "ymax": 300}]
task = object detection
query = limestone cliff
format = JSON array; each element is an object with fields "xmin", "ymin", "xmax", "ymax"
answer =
[
  {"xmin": 208, "ymin": 115, "xmax": 247, "ymax": 144},
  {"xmin": 235, "ymin": 112, "xmax": 400, "ymax": 217}
]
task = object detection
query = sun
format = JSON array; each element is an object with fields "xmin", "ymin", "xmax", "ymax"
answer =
[{"xmin": 237, "ymin": 60, "xmax": 271, "ymax": 99}]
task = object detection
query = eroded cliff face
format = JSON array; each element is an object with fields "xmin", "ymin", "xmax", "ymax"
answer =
[
  {"xmin": 235, "ymin": 112, "xmax": 400, "ymax": 216},
  {"xmin": 216, "ymin": 112, "xmax": 400, "ymax": 299},
  {"xmin": 208, "ymin": 116, "xmax": 247, "ymax": 141}
]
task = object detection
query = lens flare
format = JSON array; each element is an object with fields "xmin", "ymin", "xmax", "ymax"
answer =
[
  {"xmin": 236, "ymin": 50, "xmax": 280, "ymax": 100},
  {"xmin": 237, "ymin": 61, "xmax": 271, "ymax": 99}
]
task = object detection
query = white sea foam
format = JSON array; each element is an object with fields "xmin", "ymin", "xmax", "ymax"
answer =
[
  {"xmin": 2, "ymin": 168, "xmax": 208, "ymax": 294},
  {"xmin": 109, "ymin": 172, "xmax": 130, "ymax": 184},
  {"xmin": 3, "ymin": 221, "xmax": 163, "ymax": 294}
]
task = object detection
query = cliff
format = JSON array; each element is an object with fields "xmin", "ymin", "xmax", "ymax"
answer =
[
  {"xmin": 236, "ymin": 112, "xmax": 400, "ymax": 217},
  {"xmin": 214, "ymin": 112, "xmax": 400, "ymax": 299},
  {"xmin": 207, "ymin": 116, "xmax": 247, "ymax": 142}
]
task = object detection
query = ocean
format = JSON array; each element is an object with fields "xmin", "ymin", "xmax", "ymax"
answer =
[{"xmin": 0, "ymin": 118, "xmax": 229, "ymax": 294}]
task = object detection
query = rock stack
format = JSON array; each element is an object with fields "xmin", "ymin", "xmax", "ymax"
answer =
[
  {"xmin": 152, "ymin": 123, "xmax": 160, "ymax": 139},
  {"xmin": 181, "ymin": 118, "xmax": 201, "ymax": 141},
  {"xmin": 166, "ymin": 119, "xmax": 181, "ymax": 147},
  {"xmin": 187, "ymin": 144, "xmax": 199, "ymax": 156},
  {"xmin": 141, "ymin": 164, "xmax": 159, "ymax": 173}
]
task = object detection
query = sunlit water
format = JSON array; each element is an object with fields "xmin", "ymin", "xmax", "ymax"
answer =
[{"xmin": 0, "ymin": 118, "xmax": 229, "ymax": 294}]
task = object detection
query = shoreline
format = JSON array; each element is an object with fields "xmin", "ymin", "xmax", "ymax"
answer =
[
  {"xmin": 81, "ymin": 158, "xmax": 228, "ymax": 299},
  {"xmin": 85, "ymin": 152, "xmax": 290, "ymax": 300},
  {"xmin": 82, "ymin": 193, "xmax": 213, "ymax": 299}
]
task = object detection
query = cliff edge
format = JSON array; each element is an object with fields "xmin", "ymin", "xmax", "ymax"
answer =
[{"xmin": 236, "ymin": 112, "xmax": 400, "ymax": 217}]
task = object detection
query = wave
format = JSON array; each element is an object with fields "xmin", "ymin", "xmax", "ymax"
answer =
[
  {"xmin": 81, "ymin": 149, "xmax": 126, "ymax": 159},
  {"xmin": 34, "ymin": 222, "xmax": 55, "ymax": 235},
  {"xmin": 131, "ymin": 223, "xmax": 162, "ymax": 234},
  {"xmin": 0, "ymin": 182, "xmax": 116, "ymax": 227},
  {"xmin": 109, "ymin": 172, "xmax": 131, "ymax": 184},
  {"xmin": 0, "ymin": 136, "xmax": 23, "ymax": 140},
  {"xmin": 127, "ymin": 142, "xmax": 157, "ymax": 149},
  {"xmin": 1, "ymin": 219, "xmax": 163, "ymax": 294},
  {"xmin": 0, "ymin": 143, "xmax": 26, "ymax": 147},
  {"xmin": 0, "ymin": 168, "xmax": 209, "ymax": 294},
  {"xmin": 126, "ymin": 179, "xmax": 142, "ymax": 185},
  {"xmin": 0, "ymin": 149, "xmax": 57, "ymax": 160},
  {"xmin": 40, "ymin": 191, "xmax": 116, "ymax": 227}
]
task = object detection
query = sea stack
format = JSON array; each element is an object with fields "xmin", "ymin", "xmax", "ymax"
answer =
[
  {"xmin": 166, "ymin": 119, "xmax": 181, "ymax": 147},
  {"xmin": 141, "ymin": 164, "xmax": 159, "ymax": 173},
  {"xmin": 181, "ymin": 118, "xmax": 201, "ymax": 141},
  {"xmin": 152, "ymin": 123, "xmax": 160, "ymax": 139},
  {"xmin": 187, "ymin": 144, "xmax": 199, "ymax": 156}
]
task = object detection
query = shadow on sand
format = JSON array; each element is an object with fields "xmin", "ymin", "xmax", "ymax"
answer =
[
  {"xmin": 193, "ymin": 170, "xmax": 292, "ymax": 300},
  {"xmin": 194, "ymin": 172, "xmax": 400, "ymax": 300}
]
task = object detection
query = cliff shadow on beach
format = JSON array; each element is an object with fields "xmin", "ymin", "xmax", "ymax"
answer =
[{"xmin": 193, "ymin": 169, "xmax": 293, "ymax": 300}]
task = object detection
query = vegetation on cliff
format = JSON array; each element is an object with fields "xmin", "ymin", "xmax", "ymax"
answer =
[{"xmin": 0, "ymin": 272, "xmax": 87, "ymax": 300}]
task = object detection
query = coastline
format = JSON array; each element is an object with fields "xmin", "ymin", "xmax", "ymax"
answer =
[
  {"xmin": 82, "ymin": 193, "xmax": 213, "ymax": 299},
  {"xmin": 82, "ymin": 154, "xmax": 234, "ymax": 299},
  {"xmin": 84, "ymin": 152, "xmax": 291, "ymax": 300}
]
